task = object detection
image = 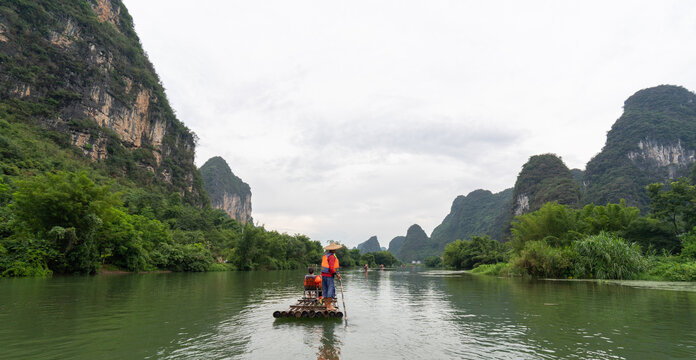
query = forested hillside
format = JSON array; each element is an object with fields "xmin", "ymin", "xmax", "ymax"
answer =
[
  {"xmin": 584, "ymin": 85, "xmax": 696, "ymax": 209},
  {"xmin": 357, "ymin": 236, "xmax": 381, "ymax": 254},
  {"xmin": 0, "ymin": 0, "xmax": 321, "ymax": 276},
  {"xmin": 430, "ymin": 188, "xmax": 512, "ymax": 245}
]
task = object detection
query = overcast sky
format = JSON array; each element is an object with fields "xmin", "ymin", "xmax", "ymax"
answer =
[{"xmin": 122, "ymin": 0, "xmax": 696, "ymax": 248}]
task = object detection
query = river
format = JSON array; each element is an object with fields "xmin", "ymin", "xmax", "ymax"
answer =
[{"xmin": 1, "ymin": 269, "xmax": 695, "ymax": 359}]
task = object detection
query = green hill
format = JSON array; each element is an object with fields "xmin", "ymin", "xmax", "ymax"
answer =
[
  {"xmin": 387, "ymin": 236, "xmax": 406, "ymax": 257},
  {"xmin": 0, "ymin": 0, "xmax": 206, "ymax": 205},
  {"xmin": 398, "ymin": 224, "xmax": 435, "ymax": 262},
  {"xmin": 0, "ymin": 0, "xmax": 320, "ymax": 277},
  {"xmin": 200, "ymin": 157, "xmax": 252, "ymax": 224},
  {"xmin": 357, "ymin": 236, "xmax": 381, "ymax": 254},
  {"xmin": 430, "ymin": 188, "xmax": 513, "ymax": 245},
  {"xmin": 512, "ymin": 154, "xmax": 582, "ymax": 216},
  {"xmin": 584, "ymin": 85, "xmax": 696, "ymax": 209}
]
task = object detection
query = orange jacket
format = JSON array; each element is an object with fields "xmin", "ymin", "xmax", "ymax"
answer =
[{"xmin": 321, "ymin": 253, "xmax": 339, "ymax": 276}]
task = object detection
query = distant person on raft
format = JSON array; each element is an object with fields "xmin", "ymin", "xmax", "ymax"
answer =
[{"xmin": 321, "ymin": 242, "xmax": 342, "ymax": 312}]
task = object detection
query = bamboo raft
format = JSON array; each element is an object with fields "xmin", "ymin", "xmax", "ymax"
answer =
[{"xmin": 273, "ymin": 282, "xmax": 343, "ymax": 319}]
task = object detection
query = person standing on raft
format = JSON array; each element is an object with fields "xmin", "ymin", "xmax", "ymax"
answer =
[{"xmin": 321, "ymin": 242, "xmax": 342, "ymax": 312}]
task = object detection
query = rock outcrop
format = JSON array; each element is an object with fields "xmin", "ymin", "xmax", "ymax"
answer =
[
  {"xmin": 584, "ymin": 85, "xmax": 696, "ymax": 209},
  {"xmin": 200, "ymin": 157, "xmax": 252, "ymax": 224},
  {"xmin": 357, "ymin": 236, "xmax": 381, "ymax": 254},
  {"xmin": 0, "ymin": 0, "xmax": 206, "ymax": 205}
]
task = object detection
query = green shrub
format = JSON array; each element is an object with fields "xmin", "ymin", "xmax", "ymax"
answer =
[
  {"xmin": 470, "ymin": 262, "xmax": 511, "ymax": 276},
  {"xmin": 424, "ymin": 255, "xmax": 442, "ymax": 267},
  {"xmin": 680, "ymin": 230, "xmax": 696, "ymax": 260},
  {"xmin": 443, "ymin": 236, "xmax": 507, "ymax": 270},
  {"xmin": 512, "ymin": 240, "xmax": 574, "ymax": 278},
  {"xmin": 645, "ymin": 257, "xmax": 696, "ymax": 281},
  {"xmin": 573, "ymin": 232, "xmax": 646, "ymax": 279},
  {"xmin": 207, "ymin": 262, "xmax": 232, "ymax": 272}
]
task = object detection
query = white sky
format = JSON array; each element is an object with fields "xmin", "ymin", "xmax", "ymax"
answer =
[{"xmin": 122, "ymin": 0, "xmax": 696, "ymax": 248}]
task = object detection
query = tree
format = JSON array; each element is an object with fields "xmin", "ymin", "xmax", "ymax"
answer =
[
  {"xmin": 647, "ymin": 178, "xmax": 696, "ymax": 235},
  {"xmin": 443, "ymin": 236, "xmax": 507, "ymax": 270},
  {"xmin": 12, "ymin": 171, "xmax": 121, "ymax": 274}
]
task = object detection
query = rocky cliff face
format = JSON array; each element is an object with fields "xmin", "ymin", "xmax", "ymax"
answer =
[
  {"xmin": 357, "ymin": 236, "xmax": 381, "ymax": 254},
  {"xmin": 0, "ymin": 0, "xmax": 205, "ymax": 205},
  {"xmin": 200, "ymin": 157, "xmax": 252, "ymax": 224},
  {"xmin": 627, "ymin": 138, "xmax": 695, "ymax": 179},
  {"xmin": 584, "ymin": 85, "xmax": 696, "ymax": 209}
]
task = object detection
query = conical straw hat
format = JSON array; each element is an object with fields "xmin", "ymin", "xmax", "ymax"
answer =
[{"xmin": 323, "ymin": 241, "xmax": 343, "ymax": 251}]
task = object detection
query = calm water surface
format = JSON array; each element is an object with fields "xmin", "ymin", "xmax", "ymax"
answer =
[{"xmin": 1, "ymin": 269, "xmax": 695, "ymax": 359}]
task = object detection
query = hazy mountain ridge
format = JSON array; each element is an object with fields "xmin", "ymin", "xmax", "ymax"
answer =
[{"xmin": 357, "ymin": 236, "xmax": 381, "ymax": 254}]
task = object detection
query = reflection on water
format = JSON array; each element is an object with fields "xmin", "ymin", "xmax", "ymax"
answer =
[{"xmin": 1, "ymin": 269, "xmax": 696, "ymax": 359}]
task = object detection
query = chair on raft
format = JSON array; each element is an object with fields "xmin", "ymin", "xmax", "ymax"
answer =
[{"xmin": 304, "ymin": 275, "xmax": 323, "ymax": 299}]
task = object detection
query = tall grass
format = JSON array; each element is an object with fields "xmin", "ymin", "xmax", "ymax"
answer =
[
  {"xmin": 512, "ymin": 240, "xmax": 574, "ymax": 278},
  {"xmin": 573, "ymin": 232, "xmax": 646, "ymax": 280}
]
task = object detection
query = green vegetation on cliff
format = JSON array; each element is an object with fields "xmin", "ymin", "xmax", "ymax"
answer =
[
  {"xmin": 584, "ymin": 85, "xmax": 696, "ymax": 209},
  {"xmin": 512, "ymin": 154, "xmax": 582, "ymax": 216},
  {"xmin": 200, "ymin": 156, "xmax": 252, "ymax": 224},
  {"xmin": 0, "ymin": 0, "xmax": 206, "ymax": 205},
  {"xmin": 0, "ymin": 1, "xmax": 322, "ymax": 276},
  {"xmin": 462, "ymin": 177, "xmax": 696, "ymax": 281},
  {"xmin": 431, "ymin": 188, "xmax": 512, "ymax": 245}
]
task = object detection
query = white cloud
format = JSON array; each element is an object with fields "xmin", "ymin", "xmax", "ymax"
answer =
[{"xmin": 123, "ymin": 0, "xmax": 696, "ymax": 247}]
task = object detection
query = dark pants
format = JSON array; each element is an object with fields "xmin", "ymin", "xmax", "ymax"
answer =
[{"xmin": 321, "ymin": 275, "xmax": 335, "ymax": 298}]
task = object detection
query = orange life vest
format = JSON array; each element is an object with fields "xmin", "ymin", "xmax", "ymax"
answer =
[
  {"xmin": 304, "ymin": 274, "xmax": 317, "ymax": 287},
  {"xmin": 321, "ymin": 252, "xmax": 339, "ymax": 274}
]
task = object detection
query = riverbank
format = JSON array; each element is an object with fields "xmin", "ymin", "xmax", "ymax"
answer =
[{"xmin": 468, "ymin": 255, "xmax": 696, "ymax": 282}]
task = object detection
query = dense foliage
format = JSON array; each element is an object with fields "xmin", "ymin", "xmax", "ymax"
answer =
[
  {"xmin": 443, "ymin": 236, "xmax": 507, "ymax": 270},
  {"xmin": 0, "ymin": 171, "xmax": 324, "ymax": 276},
  {"xmin": 334, "ymin": 246, "xmax": 400, "ymax": 268},
  {"xmin": 467, "ymin": 178, "xmax": 696, "ymax": 280}
]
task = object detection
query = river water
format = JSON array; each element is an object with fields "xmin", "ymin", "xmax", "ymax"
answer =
[{"xmin": 1, "ymin": 269, "xmax": 695, "ymax": 359}]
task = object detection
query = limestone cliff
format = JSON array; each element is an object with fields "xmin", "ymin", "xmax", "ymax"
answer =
[
  {"xmin": 200, "ymin": 157, "xmax": 252, "ymax": 224},
  {"xmin": 0, "ymin": 0, "xmax": 206, "ymax": 205},
  {"xmin": 584, "ymin": 85, "xmax": 696, "ymax": 209}
]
